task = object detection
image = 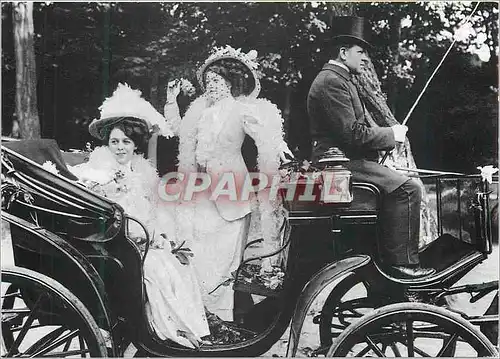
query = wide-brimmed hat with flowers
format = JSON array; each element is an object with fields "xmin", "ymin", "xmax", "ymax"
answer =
[
  {"xmin": 89, "ymin": 83, "xmax": 172, "ymax": 140},
  {"xmin": 196, "ymin": 45, "xmax": 261, "ymax": 98}
]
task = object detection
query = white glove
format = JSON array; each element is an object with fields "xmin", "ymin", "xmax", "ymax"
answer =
[
  {"xmin": 391, "ymin": 124, "xmax": 408, "ymax": 143},
  {"xmin": 164, "ymin": 80, "xmax": 181, "ymax": 108}
]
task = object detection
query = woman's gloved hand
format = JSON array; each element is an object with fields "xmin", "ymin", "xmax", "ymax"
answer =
[{"xmin": 164, "ymin": 80, "xmax": 181, "ymax": 107}]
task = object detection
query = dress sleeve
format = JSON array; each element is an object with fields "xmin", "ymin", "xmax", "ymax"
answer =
[
  {"xmin": 164, "ymin": 103, "xmax": 182, "ymax": 136},
  {"xmin": 320, "ymin": 76, "xmax": 395, "ymax": 151},
  {"xmin": 240, "ymin": 98, "xmax": 287, "ymax": 267},
  {"xmin": 241, "ymin": 98, "xmax": 287, "ymax": 174}
]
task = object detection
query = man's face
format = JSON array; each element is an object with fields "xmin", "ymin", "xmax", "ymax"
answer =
[{"xmin": 340, "ymin": 44, "xmax": 368, "ymax": 74}]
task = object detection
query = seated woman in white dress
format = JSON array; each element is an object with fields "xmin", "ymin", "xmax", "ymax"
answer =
[{"xmin": 69, "ymin": 84, "xmax": 210, "ymax": 348}]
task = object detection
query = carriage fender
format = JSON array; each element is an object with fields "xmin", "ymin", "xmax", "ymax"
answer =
[
  {"xmin": 285, "ymin": 254, "xmax": 372, "ymax": 357},
  {"xmin": 2, "ymin": 212, "xmax": 115, "ymax": 338}
]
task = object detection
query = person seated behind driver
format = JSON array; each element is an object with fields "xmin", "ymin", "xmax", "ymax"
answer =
[
  {"xmin": 69, "ymin": 83, "xmax": 210, "ymax": 348},
  {"xmin": 307, "ymin": 16, "xmax": 435, "ymax": 279}
]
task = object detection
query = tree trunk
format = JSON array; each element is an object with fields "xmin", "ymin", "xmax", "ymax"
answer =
[
  {"xmin": 354, "ymin": 60, "xmax": 438, "ymax": 245},
  {"xmin": 388, "ymin": 15, "xmax": 401, "ymax": 115},
  {"xmin": 327, "ymin": 3, "xmax": 438, "ymax": 245},
  {"xmin": 13, "ymin": 2, "xmax": 40, "ymax": 139}
]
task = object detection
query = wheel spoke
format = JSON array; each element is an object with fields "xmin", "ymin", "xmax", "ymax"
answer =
[
  {"xmin": 6, "ymin": 293, "xmax": 46, "ymax": 357},
  {"xmin": 2, "ymin": 309, "xmax": 31, "ymax": 316},
  {"xmin": 10, "ymin": 323, "xmax": 44, "ymax": 332},
  {"xmin": 2, "ymin": 290, "xmax": 21, "ymax": 299},
  {"xmin": 318, "ymin": 276, "xmax": 373, "ymax": 348},
  {"xmin": 328, "ymin": 303, "xmax": 498, "ymax": 358},
  {"xmin": 365, "ymin": 335, "xmax": 386, "ymax": 357},
  {"xmin": 62, "ymin": 336, "xmax": 72, "ymax": 352},
  {"xmin": 390, "ymin": 343, "xmax": 402, "ymax": 357},
  {"xmin": 2, "ymin": 268, "xmax": 108, "ymax": 357},
  {"xmin": 412, "ymin": 344, "xmax": 432, "ymax": 357},
  {"xmin": 2, "ymin": 311, "xmax": 30, "ymax": 327},
  {"xmin": 78, "ymin": 335, "xmax": 86, "ymax": 358},
  {"xmin": 354, "ymin": 344, "xmax": 372, "ymax": 357},
  {"xmin": 405, "ymin": 319, "xmax": 414, "ymax": 357},
  {"xmin": 394, "ymin": 339, "xmax": 432, "ymax": 357},
  {"xmin": 436, "ymin": 333, "xmax": 459, "ymax": 357},
  {"xmin": 41, "ymin": 348, "xmax": 91, "ymax": 357},
  {"xmin": 24, "ymin": 326, "xmax": 67, "ymax": 356},
  {"xmin": 31, "ymin": 329, "xmax": 80, "ymax": 357}
]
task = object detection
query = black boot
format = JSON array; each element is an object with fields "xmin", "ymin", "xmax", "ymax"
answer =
[{"xmin": 388, "ymin": 265, "xmax": 436, "ymax": 279}]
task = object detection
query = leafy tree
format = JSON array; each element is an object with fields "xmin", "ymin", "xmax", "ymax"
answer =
[
  {"xmin": 11, "ymin": 2, "xmax": 40, "ymax": 139},
  {"xmin": 1, "ymin": 1, "xmax": 496, "ymax": 172}
]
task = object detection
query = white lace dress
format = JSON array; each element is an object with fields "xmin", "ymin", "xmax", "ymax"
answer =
[
  {"xmin": 166, "ymin": 95, "xmax": 288, "ymax": 321},
  {"xmin": 70, "ymin": 146, "xmax": 210, "ymax": 348}
]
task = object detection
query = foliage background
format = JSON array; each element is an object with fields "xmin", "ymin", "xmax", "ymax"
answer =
[{"xmin": 1, "ymin": 1, "xmax": 498, "ymax": 173}]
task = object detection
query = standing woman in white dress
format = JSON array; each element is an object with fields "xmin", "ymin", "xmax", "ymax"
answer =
[
  {"xmin": 69, "ymin": 84, "xmax": 210, "ymax": 348},
  {"xmin": 164, "ymin": 46, "xmax": 293, "ymax": 322}
]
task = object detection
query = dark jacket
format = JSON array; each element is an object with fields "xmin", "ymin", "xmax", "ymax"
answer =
[{"xmin": 307, "ymin": 63, "xmax": 408, "ymax": 193}]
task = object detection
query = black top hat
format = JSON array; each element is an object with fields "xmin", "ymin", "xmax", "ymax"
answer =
[{"xmin": 330, "ymin": 16, "xmax": 372, "ymax": 48}]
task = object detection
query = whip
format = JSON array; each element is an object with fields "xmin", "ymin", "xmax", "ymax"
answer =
[{"xmin": 380, "ymin": 2, "xmax": 482, "ymax": 165}]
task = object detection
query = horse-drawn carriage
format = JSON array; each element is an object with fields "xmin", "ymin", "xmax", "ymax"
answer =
[{"xmin": 1, "ymin": 139, "xmax": 498, "ymax": 357}]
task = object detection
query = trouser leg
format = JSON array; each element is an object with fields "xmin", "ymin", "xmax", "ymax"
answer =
[{"xmin": 379, "ymin": 179, "xmax": 421, "ymax": 265}]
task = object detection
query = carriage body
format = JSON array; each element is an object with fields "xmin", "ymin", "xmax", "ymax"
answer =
[
  {"xmin": 281, "ymin": 163, "xmax": 498, "ymax": 356},
  {"xmin": 1, "ymin": 140, "xmax": 497, "ymax": 357}
]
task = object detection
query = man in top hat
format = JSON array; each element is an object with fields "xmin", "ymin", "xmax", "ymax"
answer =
[{"xmin": 307, "ymin": 16, "xmax": 435, "ymax": 279}]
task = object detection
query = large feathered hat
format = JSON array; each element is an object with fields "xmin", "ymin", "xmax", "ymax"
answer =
[
  {"xmin": 89, "ymin": 83, "xmax": 172, "ymax": 140},
  {"xmin": 196, "ymin": 45, "xmax": 261, "ymax": 98}
]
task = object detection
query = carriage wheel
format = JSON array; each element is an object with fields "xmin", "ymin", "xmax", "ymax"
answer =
[
  {"xmin": 318, "ymin": 273, "xmax": 378, "ymax": 346},
  {"xmin": 1, "ymin": 267, "xmax": 108, "ymax": 357},
  {"xmin": 327, "ymin": 302, "xmax": 498, "ymax": 357}
]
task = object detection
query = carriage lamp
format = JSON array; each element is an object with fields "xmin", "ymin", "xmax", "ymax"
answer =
[
  {"xmin": 279, "ymin": 148, "xmax": 353, "ymax": 209},
  {"xmin": 320, "ymin": 167, "xmax": 353, "ymax": 204},
  {"xmin": 317, "ymin": 148, "xmax": 353, "ymax": 205}
]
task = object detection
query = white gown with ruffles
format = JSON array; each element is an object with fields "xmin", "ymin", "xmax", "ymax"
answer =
[
  {"xmin": 165, "ymin": 95, "xmax": 288, "ymax": 322},
  {"xmin": 69, "ymin": 146, "xmax": 210, "ymax": 348}
]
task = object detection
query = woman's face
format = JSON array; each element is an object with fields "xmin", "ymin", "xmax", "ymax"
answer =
[
  {"xmin": 205, "ymin": 71, "xmax": 231, "ymax": 102},
  {"xmin": 108, "ymin": 127, "xmax": 136, "ymax": 165}
]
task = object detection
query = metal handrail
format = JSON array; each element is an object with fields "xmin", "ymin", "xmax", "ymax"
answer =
[
  {"xmin": 124, "ymin": 215, "xmax": 151, "ymax": 267},
  {"xmin": 14, "ymin": 198, "xmax": 101, "ymax": 220}
]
